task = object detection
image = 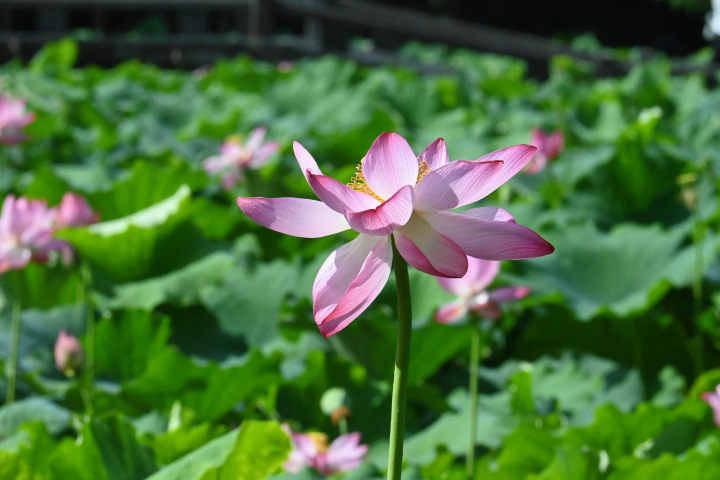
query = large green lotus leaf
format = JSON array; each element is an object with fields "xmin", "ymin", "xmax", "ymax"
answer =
[
  {"xmin": 609, "ymin": 451, "xmax": 720, "ymax": 480},
  {"xmin": 23, "ymin": 164, "xmax": 73, "ymax": 204},
  {"xmin": 149, "ymin": 423, "xmax": 228, "ymax": 467},
  {"xmin": 108, "ymin": 252, "xmax": 235, "ymax": 311},
  {"xmin": 50, "ymin": 415, "xmax": 157, "ymax": 480},
  {"xmin": 146, "ymin": 420, "xmax": 290, "ymax": 480},
  {"xmin": 121, "ymin": 348, "xmax": 281, "ymax": 422},
  {"xmin": 565, "ymin": 402, "xmax": 707, "ymax": 460},
  {"xmin": 146, "ymin": 429, "xmax": 237, "ymax": 480},
  {"xmin": 88, "ymin": 163, "xmax": 204, "ymax": 221},
  {"xmin": 0, "ymin": 421, "xmax": 57, "ymax": 479},
  {"xmin": 106, "ymin": 232, "xmax": 260, "ymax": 312},
  {"xmin": 482, "ymin": 353, "xmax": 644, "ymax": 426},
  {"xmin": 201, "ymin": 259, "xmax": 300, "ymax": 348},
  {"xmin": 0, "ymin": 304, "xmax": 84, "ymax": 375},
  {"xmin": 403, "ymin": 389, "xmax": 517, "ymax": 465},
  {"xmin": 476, "ymin": 401, "xmax": 711, "ymax": 479},
  {"xmin": 94, "ymin": 310, "xmax": 172, "ymax": 382},
  {"xmin": 0, "ymin": 397, "xmax": 71, "ymax": 437},
  {"xmin": 517, "ymin": 221, "xmax": 719, "ymax": 319},
  {"xmin": 514, "ymin": 306, "xmax": 700, "ymax": 383},
  {"xmin": 0, "ymin": 263, "xmax": 82, "ymax": 311},
  {"xmin": 56, "ymin": 185, "xmax": 192, "ymax": 282},
  {"xmin": 474, "ymin": 423, "xmax": 558, "ymax": 479},
  {"xmin": 407, "ymin": 321, "xmax": 473, "ymax": 386},
  {"xmin": 404, "ymin": 352, "xmax": 646, "ymax": 466}
]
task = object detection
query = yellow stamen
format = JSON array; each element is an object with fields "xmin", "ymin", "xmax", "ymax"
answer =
[
  {"xmin": 307, "ymin": 432, "xmax": 329, "ymax": 454},
  {"xmin": 347, "ymin": 157, "xmax": 384, "ymax": 202},
  {"xmin": 226, "ymin": 134, "xmax": 242, "ymax": 144},
  {"xmin": 417, "ymin": 160, "xmax": 431, "ymax": 183},
  {"xmin": 347, "ymin": 158, "xmax": 433, "ymax": 201}
]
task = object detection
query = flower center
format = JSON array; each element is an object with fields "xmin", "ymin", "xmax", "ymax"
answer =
[
  {"xmin": 307, "ymin": 432, "xmax": 329, "ymax": 454},
  {"xmin": 347, "ymin": 158, "xmax": 432, "ymax": 202}
]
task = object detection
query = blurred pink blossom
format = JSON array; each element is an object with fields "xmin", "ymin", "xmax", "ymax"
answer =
[
  {"xmin": 55, "ymin": 192, "xmax": 100, "ymax": 228},
  {"xmin": 277, "ymin": 61, "xmax": 294, "ymax": 73},
  {"xmin": 702, "ymin": 385, "xmax": 720, "ymax": 427},
  {"xmin": 238, "ymin": 133, "xmax": 553, "ymax": 337},
  {"xmin": 0, "ymin": 195, "xmax": 67, "ymax": 273},
  {"xmin": 435, "ymin": 257, "xmax": 530, "ymax": 323},
  {"xmin": 54, "ymin": 330, "xmax": 84, "ymax": 376},
  {"xmin": 524, "ymin": 128, "xmax": 564, "ymax": 174},
  {"xmin": 283, "ymin": 425, "xmax": 368, "ymax": 476},
  {"xmin": 0, "ymin": 92, "xmax": 35, "ymax": 145},
  {"xmin": 203, "ymin": 127, "xmax": 279, "ymax": 190}
]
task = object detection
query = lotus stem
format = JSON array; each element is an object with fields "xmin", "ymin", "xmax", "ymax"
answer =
[
  {"xmin": 466, "ymin": 326, "xmax": 481, "ymax": 479},
  {"xmin": 81, "ymin": 263, "xmax": 95, "ymax": 414},
  {"xmin": 387, "ymin": 238, "xmax": 413, "ymax": 480},
  {"xmin": 5, "ymin": 291, "xmax": 21, "ymax": 404}
]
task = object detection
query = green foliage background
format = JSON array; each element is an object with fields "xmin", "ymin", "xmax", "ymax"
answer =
[{"xmin": 1, "ymin": 38, "xmax": 720, "ymax": 478}]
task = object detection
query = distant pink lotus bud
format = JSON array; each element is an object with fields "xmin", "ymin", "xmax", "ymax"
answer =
[
  {"xmin": 435, "ymin": 257, "xmax": 530, "ymax": 323},
  {"xmin": 702, "ymin": 385, "xmax": 720, "ymax": 427},
  {"xmin": 524, "ymin": 128, "xmax": 564, "ymax": 174},
  {"xmin": 54, "ymin": 330, "xmax": 84, "ymax": 376},
  {"xmin": 202, "ymin": 127, "xmax": 279, "ymax": 190},
  {"xmin": 0, "ymin": 92, "xmax": 35, "ymax": 145},
  {"xmin": 0, "ymin": 194, "xmax": 70, "ymax": 273},
  {"xmin": 282, "ymin": 424, "xmax": 368, "ymax": 476},
  {"xmin": 277, "ymin": 61, "xmax": 294, "ymax": 73},
  {"xmin": 55, "ymin": 192, "xmax": 99, "ymax": 228}
]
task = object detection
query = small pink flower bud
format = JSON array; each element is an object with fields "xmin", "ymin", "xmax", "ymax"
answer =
[{"xmin": 54, "ymin": 330, "xmax": 84, "ymax": 377}]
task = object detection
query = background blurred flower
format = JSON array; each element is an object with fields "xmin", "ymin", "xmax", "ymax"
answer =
[
  {"xmin": 283, "ymin": 425, "xmax": 368, "ymax": 476},
  {"xmin": 0, "ymin": 195, "xmax": 65, "ymax": 273},
  {"xmin": 54, "ymin": 330, "xmax": 84, "ymax": 376},
  {"xmin": 702, "ymin": 385, "xmax": 720, "ymax": 427},
  {"xmin": 435, "ymin": 257, "xmax": 530, "ymax": 323},
  {"xmin": 203, "ymin": 127, "xmax": 279, "ymax": 190},
  {"xmin": 238, "ymin": 133, "xmax": 553, "ymax": 337},
  {"xmin": 54, "ymin": 192, "xmax": 100, "ymax": 228},
  {"xmin": 0, "ymin": 91, "xmax": 35, "ymax": 145},
  {"xmin": 524, "ymin": 128, "xmax": 564, "ymax": 174}
]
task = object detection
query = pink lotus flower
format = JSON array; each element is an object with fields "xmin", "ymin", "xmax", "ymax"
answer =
[
  {"xmin": 283, "ymin": 425, "xmax": 368, "ymax": 476},
  {"xmin": 0, "ymin": 195, "xmax": 68, "ymax": 273},
  {"xmin": 524, "ymin": 128, "xmax": 564, "ymax": 174},
  {"xmin": 237, "ymin": 133, "xmax": 554, "ymax": 337},
  {"xmin": 54, "ymin": 192, "xmax": 100, "ymax": 228},
  {"xmin": 435, "ymin": 257, "xmax": 530, "ymax": 323},
  {"xmin": 702, "ymin": 385, "xmax": 720, "ymax": 427},
  {"xmin": 54, "ymin": 330, "xmax": 84, "ymax": 376},
  {"xmin": 0, "ymin": 93, "xmax": 35, "ymax": 145},
  {"xmin": 203, "ymin": 127, "xmax": 279, "ymax": 190}
]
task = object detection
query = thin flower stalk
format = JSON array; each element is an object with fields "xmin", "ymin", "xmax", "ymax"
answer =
[{"xmin": 435, "ymin": 257, "xmax": 530, "ymax": 478}]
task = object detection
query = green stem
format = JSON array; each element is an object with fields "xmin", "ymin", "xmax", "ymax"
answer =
[
  {"xmin": 81, "ymin": 263, "xmax": 95, "ymax": 414},
  {"xmin": 387, "ymin": 239, "xmax": 413, "ymax": 480},
  {"xmin": 339, "ymin": 417, "xmax": 348, "ymax": 436},
  {"xmin": 692, "ymin": 209, "xmax": 706, "ymax": 375},
  {"xmin": 5, "ymin": 293, "xmax": 21, "ymax": 404},
  {"xmin": 466, "ymin": 327, "xmax": 481, "ymax": 479},
  {"xmin": 692, "ymin": 209, "xmax": 703, "ymax": 314}
]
